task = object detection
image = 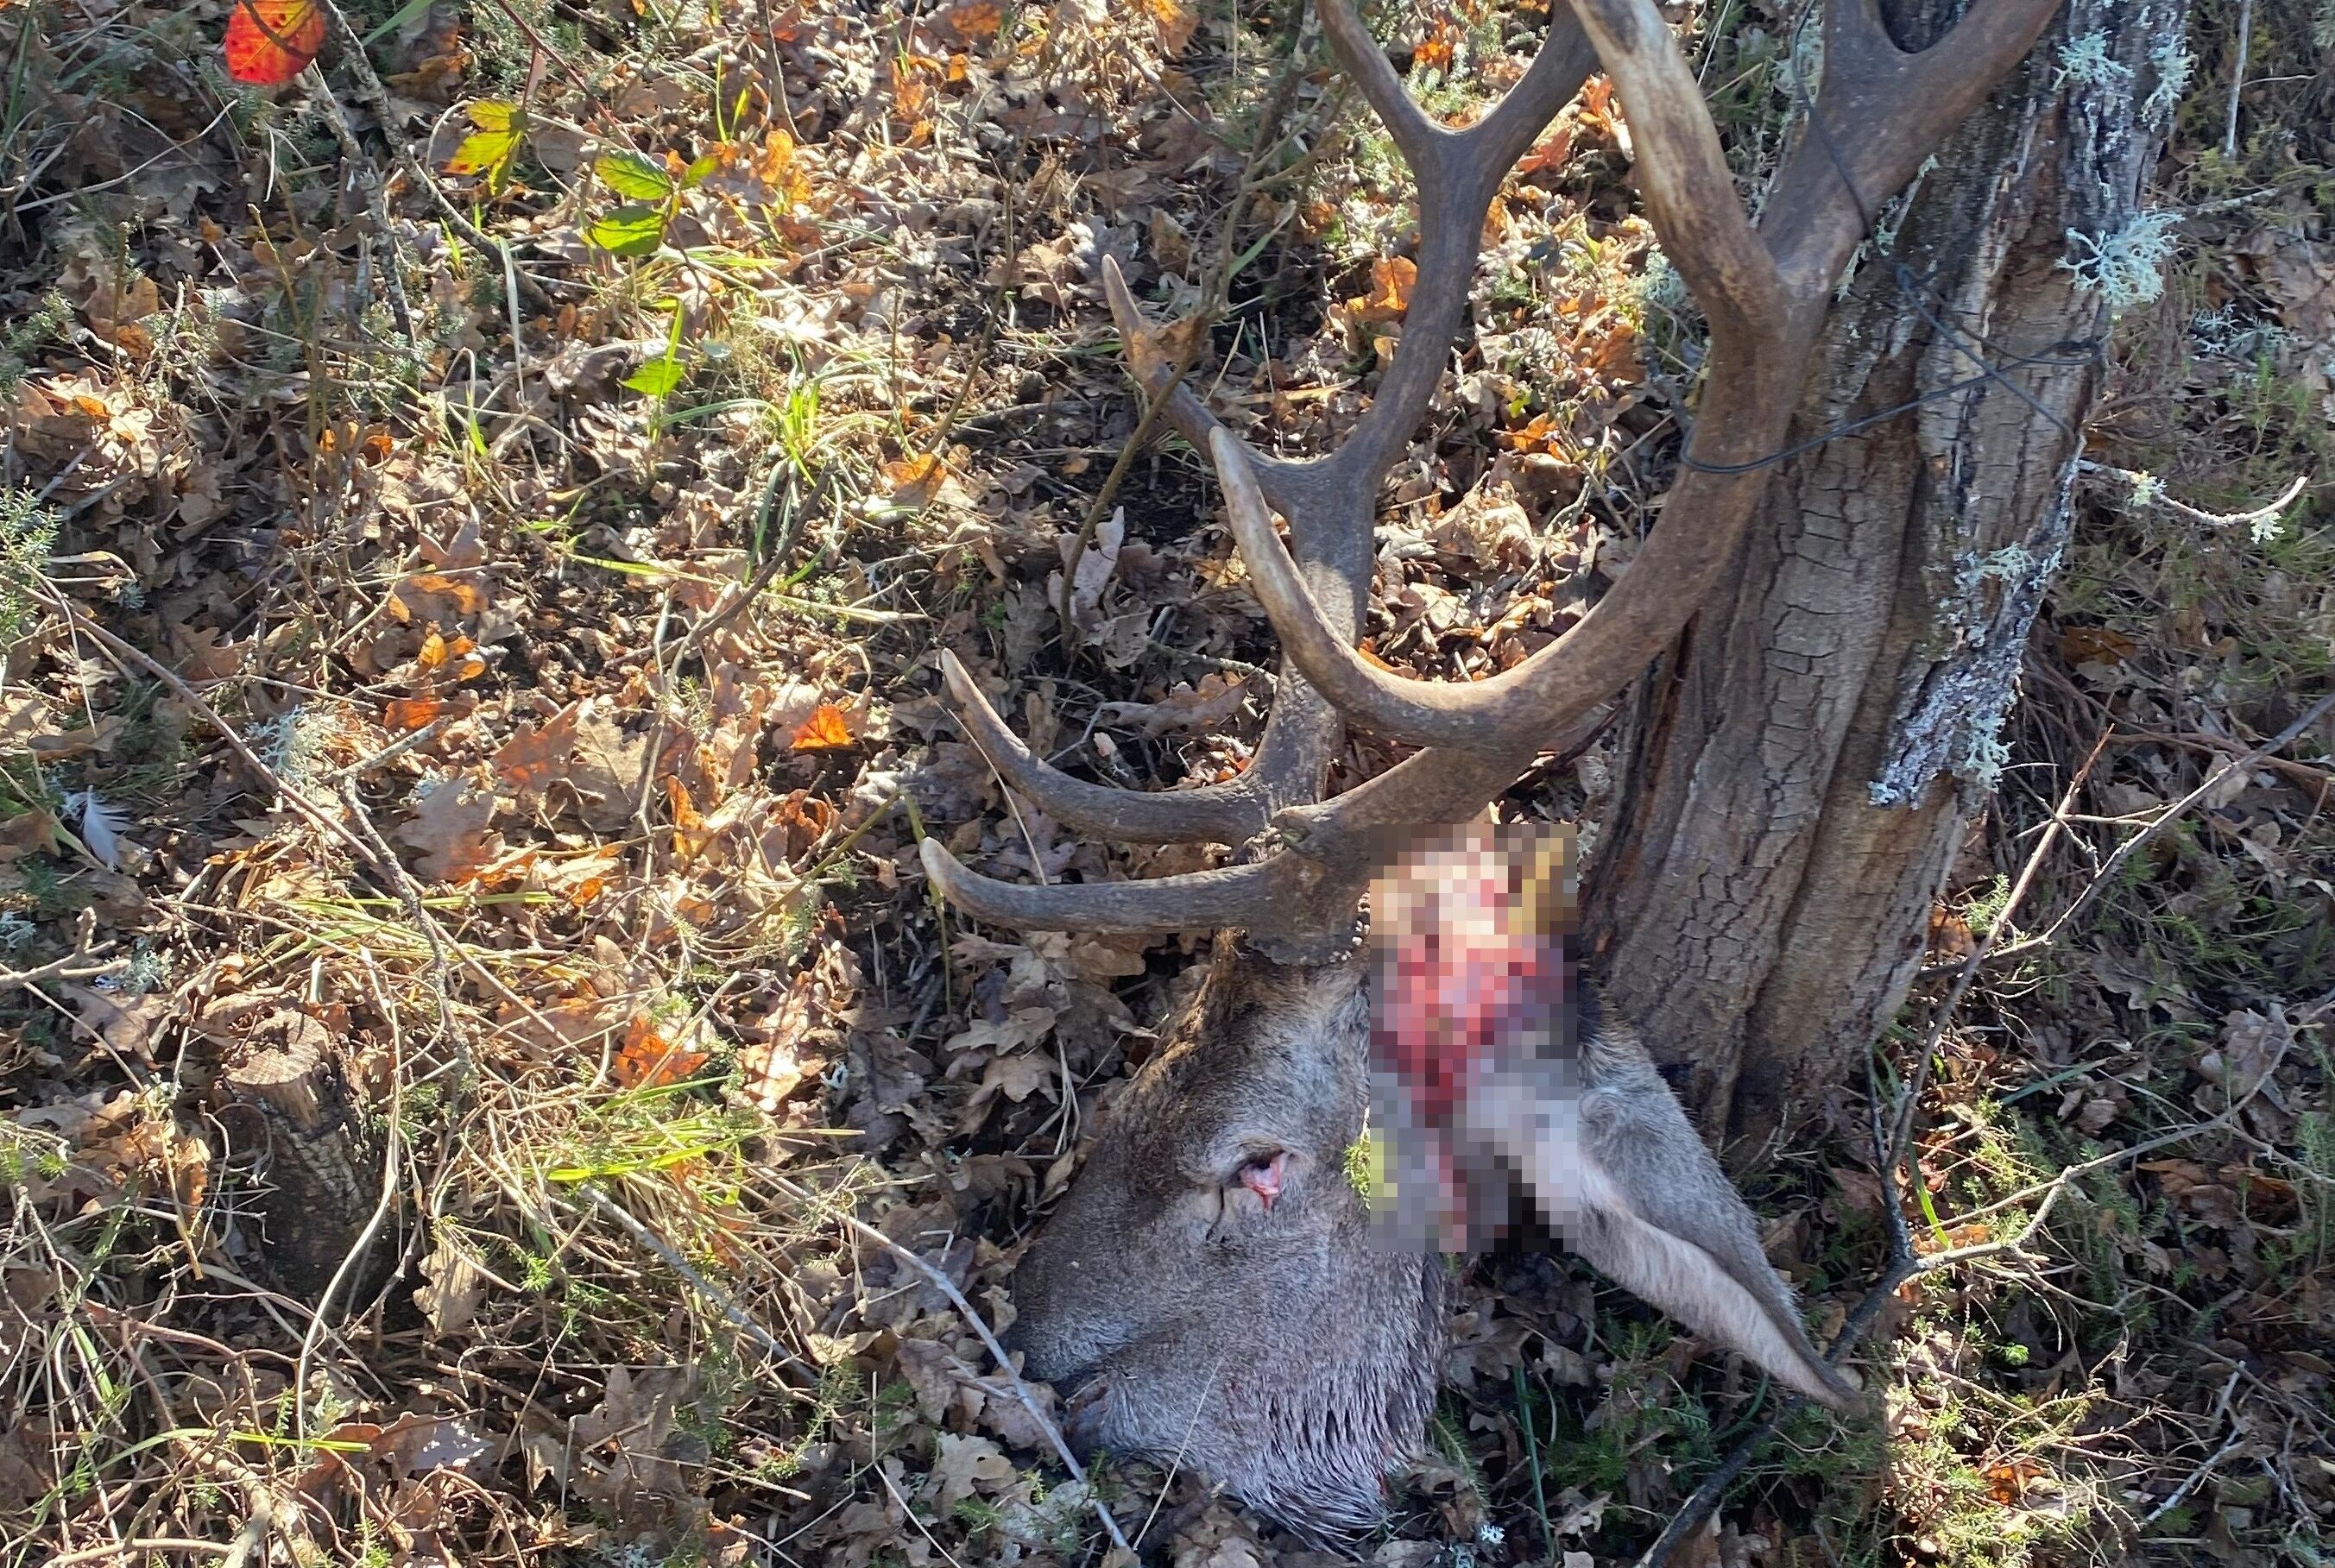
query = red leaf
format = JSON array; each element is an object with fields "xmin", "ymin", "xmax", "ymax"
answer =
[{"xmin": 225, "ymin": 0, "xmax": 325, "ymax": 86}]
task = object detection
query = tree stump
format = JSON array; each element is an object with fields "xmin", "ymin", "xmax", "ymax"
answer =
[{"xmin": 216, "ymin": 1009, "xmax": 381, "ymax": 1301}]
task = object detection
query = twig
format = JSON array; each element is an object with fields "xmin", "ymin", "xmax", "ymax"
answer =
[
  {"xmin": 769, "ymin": 1174, "xmax": 1134, "ymax": 1558},
  {"xmin": 2144, "ymin": 1431, "xmax": 2246, "ymax": 1527},
  {"xmin": 1888, "ymin": 726, "xmax": 2114, "ymax": 1172},
  {"xmin": 2019, "ymin": 689, "xmax": 2335, "ymax": 953},
  {"xmin": 2103, "ymin": 728, "xmax": 2335, "ymax": 797},
  {"xmin": 46, "ymin": 1542, "xmax": 236, "ymax": 1566},
  {"xmin": 300, "ymin": 60, "xmax": 416, "ymax": 342},
  {"xmin": 1055, "ymin": 353, "xmax": 1205, "ymax": 650},
  {"xmin": 2223, "ymin": 0, "xmax": 2252, "ymax": 160},
  {"xmin": 325, "ymin": 713, "xmax": 455, "ymax": 783},
  {"xmin": 1925, "ymin": 689, "xmax": 2335, "ymax": 978},
  {"xmin": 0, "ymin": 949, "xmax": 125, "ymax": 990},
  {"xmin": 1056, "ymin": 0, "xmax": 1314, "ymax": 649},
  {"xmin": 2084, "ymin": 461, "xmax": 2305, "ymax": 534}
]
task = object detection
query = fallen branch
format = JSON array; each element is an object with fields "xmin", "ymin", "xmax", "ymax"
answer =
[{"xmin": 1, "ymin": 949, "xmax": 125, "ymax": 990}]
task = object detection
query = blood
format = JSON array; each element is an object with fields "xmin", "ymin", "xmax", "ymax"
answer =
[{"xmin": 1373, "ymin": 931, "xmax": 1568, "ymax": 1124}]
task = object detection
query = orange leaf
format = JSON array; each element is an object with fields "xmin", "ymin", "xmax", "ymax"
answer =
[
  {"xmin": 666, "ymin": 777, "xmax": 711, "ymax": 861},
  {"xmin": 1348, "ymin": 256, "xmax": 1417, "ymax": 324},
  {"xmin": 384, "ymin": 697, "xmax": 443, "ymax": 732},
  {"xmin": 880, "ymin": 453, "xmax": 942, "ymax": 488},
  {"xmin": 1140, "ymin": 0, "xmax": 1196, "ymax": 53},
  {"xmin": 491, "ymin": 705, "xmax": 579, "ymax": 799},
  {"xmin": 754, "ymin": 129, "xmax": 818, "ymax": 210},
  {"xmin": 1579, "ymin": 75, "xmax": 1619, "ymax": 134},
  {"xmin": 224, "ymin": 0, "xmax": 325, "ymax": 85},
  {"xmin": 941, "ymin": 0, "xmax": 1003, "ymax": 39},
  {"xmin": 789, "ymin": 703, "xmax": 857, "ymax": 753},
  {"xmin": 1985, "ymin": 1460, "xmax": 2045, "ymax": 1504},
  {"xmin": 398, "ymin": 572, "xmax": 486, "ymax": 615},
  {"xmin": 1414, "ymin": 19, "xmax": 1457, "ymax": 71},
  {"xmin": 417, "ymin": 629, "xmax": 484, "ymax": 682},
  {"xmin": 2058, "ymin": 625, "xmax": 2136, "ymax": 667},
  {"xmin": 880, "ymin": 452, "xmax": 952, "ymax": 510},
  {"xmin": 1515, "ymin": 126, "xmax": 1575, "ymax": 179},
  {"xmin": 614, "ymin": 1014, "xmax": 710, "ymax": 1089},
  {"xmin": 1498, "ymin": 412, "xmax": 1563, "ymax": 453}
]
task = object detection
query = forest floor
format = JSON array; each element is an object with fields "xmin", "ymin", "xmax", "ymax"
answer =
[{"xmin": 1, "ymin": 2, "xmax": 2331, "ymax": 1566}]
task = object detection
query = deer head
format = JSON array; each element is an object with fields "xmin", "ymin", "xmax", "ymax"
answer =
[{"xmin": 923, "ymin": 0, "xmax": 2058, "ymax": 1538}]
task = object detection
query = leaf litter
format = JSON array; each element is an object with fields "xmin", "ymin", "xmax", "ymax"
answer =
[{"xmin": 0, "ymin": 0, "xmax": 2329, "ymax": 1565}]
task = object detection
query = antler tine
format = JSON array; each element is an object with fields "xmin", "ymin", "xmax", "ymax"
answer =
[
  {"xmin": 918, "ymin": 838, "xmax": 1371, "ymax": 962},
  {"xmin": 922, "ymin": 701, "xmax": 1606, "ymax": 958},
  {"xmin": 1565, "ymin": 0, "xmax": 1785, "ymax": 351},
  {"xmin": 1104, "ymin": 7, "xmax": 1596, "ymax": 536},
  {"xmin": 938, "ymin": 651, "xmax": 1268, "ymax": 845},
  {"xmin": 1298, "ymin": 3, "xmax": 1597, "ymax": 517},
  {"xmin": 931, "ymin": 12, "xmax": 1593, "ymax": 868},
  {"xmin": 1765, "ymin": 0, "xmax": 2063, "ymax": 297}
]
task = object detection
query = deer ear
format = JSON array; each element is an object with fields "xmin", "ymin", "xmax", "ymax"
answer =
[
  {"xmin": 1557, "ymin": 1168, "xmax": 1865, "ymax": 1412},
  {"xmin": 1564, "ymin": 1042, "xmax": 1864, "ymax": 1412},
  {"xmin": 1466, "ymin": 1041, "xmax": 1865, "ymax": 1413}
]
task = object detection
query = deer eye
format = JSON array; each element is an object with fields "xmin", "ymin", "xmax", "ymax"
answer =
[{"xmin": 1233, "ymin": 1150, "xmax": 1291, "ymax": 1213}]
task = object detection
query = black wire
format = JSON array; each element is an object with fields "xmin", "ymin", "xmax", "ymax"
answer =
[{"xmin": 1672, "ymin": 0, "xmax": 2103, "ymax": 478}]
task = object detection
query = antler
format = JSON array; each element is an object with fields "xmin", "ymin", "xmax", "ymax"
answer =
[{"xmin": 925, "ymin": 0, "xmax": 2061, "ymax": 960}]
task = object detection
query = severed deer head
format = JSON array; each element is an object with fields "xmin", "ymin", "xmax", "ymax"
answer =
[{"xmin": 923, "ymin": 0, "xmax": 2058, "ymax": 1540}]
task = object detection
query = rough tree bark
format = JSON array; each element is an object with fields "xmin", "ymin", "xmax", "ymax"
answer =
[
  {"xmin": 212, "ymin": 1005, "xmax": 381, "ymax": 1299},
  {"xmin": 1583, "ymin": 0, "xmax": 2189, "ymax": 1143}
]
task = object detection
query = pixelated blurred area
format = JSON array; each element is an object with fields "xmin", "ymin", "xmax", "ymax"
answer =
[{"xmin": 1364, "ymin": 823, "xmax": 1581, "ymax": 1253}]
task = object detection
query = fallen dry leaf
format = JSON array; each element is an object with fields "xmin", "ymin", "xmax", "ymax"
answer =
[
  {"xmin": 790, "ymin": 702, "xmax": 858, "ymax": 752},
  {"xmin": 397, "ymin": 774, "xmax": 500, "ymax": 884}
]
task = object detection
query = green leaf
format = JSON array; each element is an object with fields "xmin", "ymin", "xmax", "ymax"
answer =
[
  {"xmin": 622, "ymin": 356, "xmax": 686, "ymax": 398},
  {"xmin": 445, "ymin": 101, "xmax": 526, "ymax": 193},
  {"xmin": 586, "ymin": 204, "xmax": 668, "ymax": 257},
  {"xmin": 595, "ymin": 151, "xmax": 672, "ymax": 200},
  {"xmin": 360, "ymin": 0, "xmax": 435, "ymax": 46},
  {"xmin": 680, "ymin": 154, "xmax": 720, "ymax": 189},
  {"xmin": 447, "ymin": 127, "xmax": 524, "ymax": 191}
]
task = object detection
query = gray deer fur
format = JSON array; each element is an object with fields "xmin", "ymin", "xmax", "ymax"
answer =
[{"xmin": 1007, "ymin": 942, "xmax": 1859, "ymax": 1541}]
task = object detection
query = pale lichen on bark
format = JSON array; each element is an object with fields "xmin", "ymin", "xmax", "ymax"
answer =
[{"xmin": 1868, "ymin": 0, "xmax": 2187, "ymax": 808}]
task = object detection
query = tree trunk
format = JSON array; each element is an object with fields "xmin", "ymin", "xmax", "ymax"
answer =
[{"xmin": 1583, "ymin": 0, "xmax": 2187, "ymax": 1144}]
